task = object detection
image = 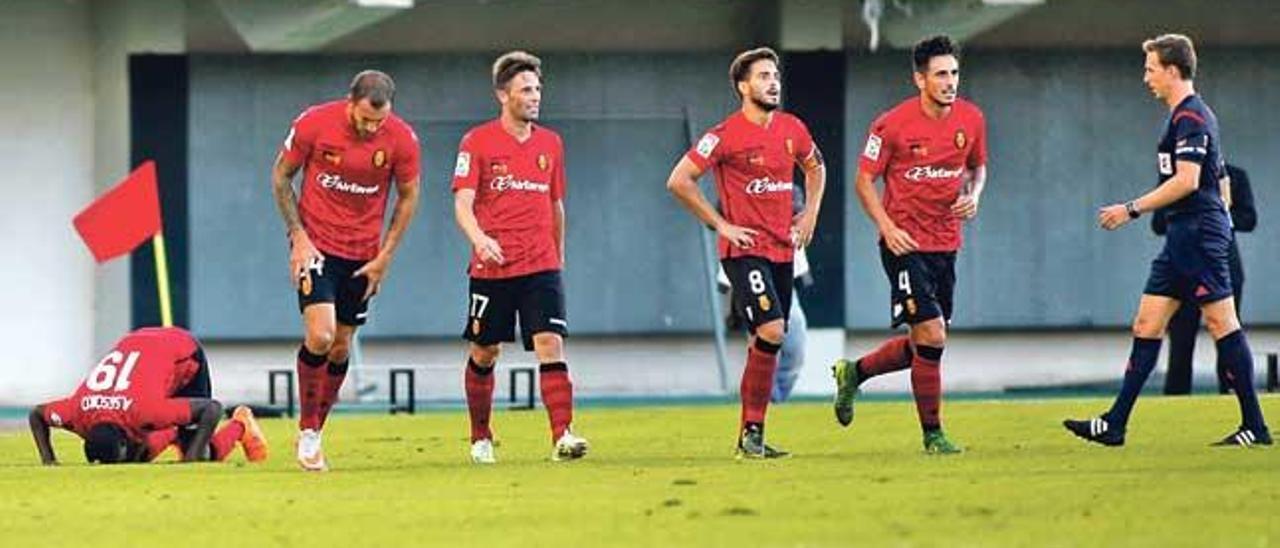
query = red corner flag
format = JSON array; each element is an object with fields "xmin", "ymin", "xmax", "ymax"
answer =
[{"xmin": 73, "ymin": 161, "xmax": 163, "ymax": 263}]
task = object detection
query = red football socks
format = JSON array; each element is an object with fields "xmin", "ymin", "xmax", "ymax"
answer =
[
  {"xmin": 859, "ymin": 335, "xmax": 914, "ymax": 377},
  {"xmin": 210, "ymin": 421, "xmax": 245, "ymax": 461},
  {"xmin": 296, "ymin": 345, "xmax": 327, "ymax": 431},
  {"xmin": 465, "ymin": 358, "xmax": 496, "ymax": 442},
  {"xmin": 911, "ymin": 345, "xmax": 945, "ymax": 432},
  {"xmin": 316, "ymin": 360, "xmax": 349, "ymax": 429},
  {"xmin": 740, "ymin": 337, "xmax": 781, "ymax": 429},
  {"xmin": 143, "ymin": 429, "xmax": 179, "ymax": 461},
  {"xmin": 539, "ymin": 362, "xmax": 574, "ymax": 441}
]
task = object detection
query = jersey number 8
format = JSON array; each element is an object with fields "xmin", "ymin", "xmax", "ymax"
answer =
[{"xmin": 748, "ymin": 270, "xmax": 766, "ymax": 294}]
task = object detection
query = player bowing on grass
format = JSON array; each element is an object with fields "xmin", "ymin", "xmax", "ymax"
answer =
[
  {"xmin": 1064, "ymin": 34, "xmax": 1270, "ymax": 447},
  {"xmin": 832, "ymin": 35, "xmax": 988, "ymax": 454},
  {"xmin": 667, "ymin": 47, "xmax": 826, "ymax": 459},
  {"xmin": 271, "ymin": 70, "xmax": 422, "ymax": 471},
  {"xmin": 29, "ymin": 327, "xmax": 268, "ymax": 465},
  {"xmin": 452, "ymin": 51, "xmax": 588, "ymax": 464}
]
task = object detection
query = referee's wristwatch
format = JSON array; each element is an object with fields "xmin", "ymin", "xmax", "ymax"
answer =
[{"xmin": 1125, "ymin": 200, "xmax": 1141, "ymax": 219}]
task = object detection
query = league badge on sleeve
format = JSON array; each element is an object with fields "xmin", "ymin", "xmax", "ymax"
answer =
[
  {"xmin": 863, "ymin": 134, "xmax": 882, "ymax": 161},
  {"xmin": 696, "ymin": 133, "xmax": 720, "ymax": 159},
  {"xmin": 455, "ymin": 152, "xmax": 472, "ymax": 177}
]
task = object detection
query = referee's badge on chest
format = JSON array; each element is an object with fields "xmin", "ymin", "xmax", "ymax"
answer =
[{"xmin": 1158, "ymin": 152, "xmax": 1173, "ymax": 175}]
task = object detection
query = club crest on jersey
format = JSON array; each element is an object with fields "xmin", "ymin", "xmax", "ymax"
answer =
[
  {"xmin": 373, "ymin": 149, "xmax": 387, "ymax": 169},
  {"xmin": 785, "ymin": 138, "xmax": 795, "ymax": 156},
  {"xmin": 910, "ymin": 143, "xmax": 928, "ymax": 158},
  {"xmin": 322, "ymin": 151, "xmax": 342, "ymax": 166},
  {"xmin": 696, "ymin": 133, "xmax": 720, "ymax": 158},
  {"xmin": 490, "ymin": 162, "xmax": 509, "ymax": 176},
  {"xmin": 538, "ymin": 153, "xmax": 549, "ymax": 171},
  {"xmin": 748, "ymin": 151, "xmax": 765, "ymax": 166},
  {"xmin": 954, "ymin": 129, "xmax": 967, "ymax": 150},
  {"xmin": 758, "ymin": 295, "xmax": 772, "ymax": 312}
]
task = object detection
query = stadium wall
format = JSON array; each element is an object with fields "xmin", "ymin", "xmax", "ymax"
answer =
[{"xmin": 0, "ymin": 2, "xmax": 96, "ymax": 402}]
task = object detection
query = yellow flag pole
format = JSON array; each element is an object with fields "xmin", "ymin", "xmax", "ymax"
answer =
[{"xmin": 152, "ymin": 233, "xmax": 173, "ymax": 327}]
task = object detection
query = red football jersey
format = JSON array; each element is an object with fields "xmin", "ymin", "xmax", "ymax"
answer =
[
  {"xmin": 42, "ymin": 328, "xmax": 202, "ymax": 441},
  {"xmin": 451, "ymin": 120, "xmax": 566, "ymax": 279},
  {"xmin": 686, "ymin": 111, "xmax": 815, "ymax": 263},
  {"xmin": 280, "ymin": 100, "xmax": 422, "ymax": 261},
  {"xmin": 858, "ymin": 97, "xmax": 987, "ymax": 252}
]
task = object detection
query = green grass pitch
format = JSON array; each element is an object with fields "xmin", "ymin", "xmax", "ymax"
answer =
[{"xmin": 0, "ymin": 396, "xmax": 1275, "ymax": 547}]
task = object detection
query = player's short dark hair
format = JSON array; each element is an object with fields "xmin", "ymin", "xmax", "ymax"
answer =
[
  {"xmin": 912, "ymin": 34, "xmax": 960, "ymax": 73},
  {"xmin": 349, "ymin": 70, "xmax": 396, "ymax": 109},
  {"xmin": 729, "ymin": 47, "xmax": 780, "ymax": 96},
  {"xmin": 84, "ymin": 424, "xmax": 130, "ymax": 464},
  {"xmin": 1143, "ymin": 34, "xmax": 1197, "ymax": 80},
  {"xmin": 492, "ymin": 51, "xmax": 542, "ymax": 91}
]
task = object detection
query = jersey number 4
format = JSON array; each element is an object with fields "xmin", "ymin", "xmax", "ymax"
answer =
[{"xmin": 86, "ymin": 351, "xmax": 141, "ymax": 392}]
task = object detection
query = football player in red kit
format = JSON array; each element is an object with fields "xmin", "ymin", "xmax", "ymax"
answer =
[
  {"xmin": 452, "ymin": 51, "xmax": 587, "ymax": 464},
  {"xmin": 271, "ymin": 70, "xmax": 421, "ymax": 471},
  {"xmin": 29, "ymin": 327, "xmax": 267, "ymax": 465},
  {"xmin": 833, "ymin": 35, "xmax": 989, "ymax": 454},
  {"xmin": 667, "ymin": 47, "xmax": 827, "ymax": 459}
]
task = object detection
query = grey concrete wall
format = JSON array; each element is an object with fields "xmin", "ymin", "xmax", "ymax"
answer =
[{"xmin": 0, "ymin": 1, "xmax": 96, "ymax": 403}]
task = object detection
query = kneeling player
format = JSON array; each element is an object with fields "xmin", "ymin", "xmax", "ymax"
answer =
[{"xmin": 28, "ymin": 327, "xmax": 268, "ymax": 464}]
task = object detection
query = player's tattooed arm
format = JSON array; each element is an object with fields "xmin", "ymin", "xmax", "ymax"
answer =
[
  {"xmin": 356, "ymin": 177, "xmax": 420, "ymax": 299},
  {"xmin": 28, "ymin": 405, "xmax": 57, "ymax": 465},
  {"xmin": 271, "ymin": 154, "xmax": 304, "ymax": 234},
  {"xmin": 181, "ymin": 399, "xmax": 223, "ymax": 462},
  {"xmin": 793, "ymin": 146, "xmax": 827, "ymax": 248},
  {"xmin": 854, "ymin": 169, "xmax": 918, "ymax": 255},
  {"xmin": 951, "ymin": 165, "xmax": 986, "ymax": 221},
  {"xmin": 666, "ymin": 156, "xmax": 757, "ymax": 249},
  {"xmin": 454, "ymin": 189, "xmax": 505, "ymax": 265},
  {"xmin": 271, "ymin": 154, "xmax": 322, "ymax": 287}
]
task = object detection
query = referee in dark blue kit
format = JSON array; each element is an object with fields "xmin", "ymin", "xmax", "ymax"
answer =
[
  {"xmin": 1064, "ymin": 34, "xmax": 1270, "ymax": 447},
  {"xmin": 1154, "ymin": 163, "xmax": 1256, "ymax": 395}
]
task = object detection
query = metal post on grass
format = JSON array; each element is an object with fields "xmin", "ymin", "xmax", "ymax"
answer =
[
  {"xmin": 1266, "ymin": 353, "xmax": 1277, "ymax": 393},
  {"xmin": 683, "ymin": 106, "xmax": 731, "ymax": 395}
]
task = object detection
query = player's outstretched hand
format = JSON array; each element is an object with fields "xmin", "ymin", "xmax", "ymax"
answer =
[
  {"xmin": 791, "ymin": 211, "xmax": 817, "ymax": 248},
  {"xmin": 717, "ymin": 222, "xmax": 758, "ymax": 249},
  {"xmin": 1098, "ymin": 204, "xmax": 1131, "ymax": 231},
  {"xmin": 353, "ymin": 255, "xmax": 390, "ymax": 301},
  {"xmin": 472, "ymin": 233, "xmax": 505, "ymax": 265},
  {"xmin": 289, "ymin": 230, "xmax": 323, "ymax": 289},
  {"xmin": 951, "ymin": 194, "xmax": 979, "ymax": 220},
  {"xmin": 880, "ymin": 224, "xmax": 919, "ymax": 256}
]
